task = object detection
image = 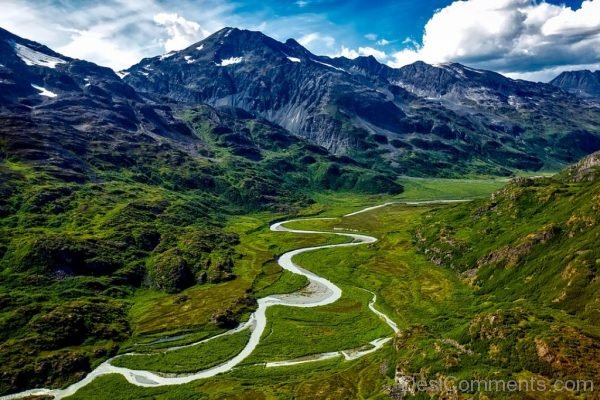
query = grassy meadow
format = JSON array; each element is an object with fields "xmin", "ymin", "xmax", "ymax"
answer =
[{"xmin": 64, "ymin": 180, "xmax": 504, "ymax": 399}]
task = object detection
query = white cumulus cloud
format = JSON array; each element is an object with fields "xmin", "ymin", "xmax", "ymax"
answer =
[
  {"xmin": 337, "ymin": 46, "xmax": 387, "ymax": 60},
  {"xmin": 153, "ymin": 13, "xmax": 207, "ymax": 52},
  {"xmin": 0, "ymin": 0, "xmax": 233, "ymax": 70},
  {"xmin": 388, "ymin": 0, "xmax": 600, "ymax": 79},
  {"xmin": 58, "ymin": 28, "xmax": 147, "ymax": 71}
]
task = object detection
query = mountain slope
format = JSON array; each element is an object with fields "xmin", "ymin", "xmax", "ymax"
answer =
[
  {"xmin": 124, "ymin": 28, "xmax": 600, "ymax": 177},
  {"xmin": 412, "ymin": 151, "xmax": 600, "ymax": 385},
  {"xmin": 416, "ymin": 153, "xmax": 600, "ymax": 319},
  {"xmin": 550, "ymin": 70, "xmax": 600, "ymax": 98},
  {"xmin": 0, "ymin": 26, "xmax": 198, "ymax": 184},
  {"xmin": 123, "ymin": 28, "xmax": 408, "ymax": 160}
]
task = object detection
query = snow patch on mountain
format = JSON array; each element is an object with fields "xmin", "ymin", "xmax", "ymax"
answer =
[
  {"xmin": 287, "ymin": 56, "xmax": 301, "ymax": 63},
  {"xmin": 311, "ymin": 59, "xmax": 345, "ymax": 72},
  {"xmin": 462, "ymin": 65, "xmax": 483, "ymax": 74},
  {"xmin": 217, "ymin": 57, "xmax": 243, "ymax": 66},
  {"xmin": 31, "ymin": 84, "xmax": 57, "ymax": 97},
  {"xmin": 196, "ymin": 44, "xmax": 204, "ymax": 51},
  {"xmin": 184, "ymin": 55, "xmax": 195, "ymax": 64},
  {"xmin": 13, "ymin": 43, "xmax": 65, "ymax": 69},
  {"xmin": 159, "ymin": 52, "xmax": 176, "ymax": 60}
]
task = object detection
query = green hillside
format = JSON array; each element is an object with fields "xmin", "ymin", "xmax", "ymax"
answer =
[
  {"xmin": 0, "ymin": 104, "xmax": 402, "ymax": 394},
  {"xmin": 411, "ymin": 151, "xmax": 600, "ymax": 391}
]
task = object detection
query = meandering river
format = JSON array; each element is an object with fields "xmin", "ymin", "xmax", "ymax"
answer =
[{"xmin": 3, "ymin": 202, "xmax": 461, "ymax": 399}]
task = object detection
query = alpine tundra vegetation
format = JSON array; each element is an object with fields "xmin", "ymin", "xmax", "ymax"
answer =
[{"xmin": 0, "ymin": 0, "xmax": 600, "ymax": 398}]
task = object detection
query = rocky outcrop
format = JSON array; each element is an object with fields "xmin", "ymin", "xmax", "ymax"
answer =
[
  {"xmin": 564, "ymin": 150, "xmax": 600, "ymax": 182},
  {"xmin": 550, "ymin": 70, "xmax": 600, "ymax": 98},
  {"xmin": 146, "ymin": 249, "xmax": 194, "ymax": 293},
  {"xmin": 476, "ymin": 224, "xmax": 561, "ymax": 269}
]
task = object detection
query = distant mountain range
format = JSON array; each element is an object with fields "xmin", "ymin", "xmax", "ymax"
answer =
[
  {"xmin": 1, "ymin": 25, "xmax": 600, "ymax": 183},
  {"xmin": 122, "ymin": 27, "xmax": 600, "ymax": 176}
]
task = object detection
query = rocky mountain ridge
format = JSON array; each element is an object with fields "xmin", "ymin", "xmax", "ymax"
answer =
[{"xmin": 123, "ymin": 27, "xmax": 600, "ymax": 177}]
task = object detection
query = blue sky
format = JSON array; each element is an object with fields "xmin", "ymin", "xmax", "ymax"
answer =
[{"xmin": 1, "ymin": 0, "xmax": 599, "ymax": 81}]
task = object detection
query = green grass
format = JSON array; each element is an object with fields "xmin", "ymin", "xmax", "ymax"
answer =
[
  {"xmin": 59, "ymin": 184, "xmax": 600, "ymax": 398},
  {"xmin": 0, "ymin": 172, "xmax": 508, "ymax": 396},
  {"xmin": 127, "ymin": 282, "xmax": 251, "ymax": 337},
  {"xmin": 252, "ymin": 267, "xmax": 309, "ymax": 298},
  {"xmin": 65, "ymin": 350, "xmax": 394, "ymax": 400},
  {"xmin": 245, "ymin": 287, "xmax": 393, "ymax": 364},
  {"xmin": 283, "ymin": 204, "xmax": 473, "ymax": 325},
  {"xmin": 304, "ymin": 177, "xmax": 505, "ymax": 217},
  {"xmin": 124, "ymin": 329, "xmax": 218, "ymax": 352},
  {"xmin": 396, "ymin": 176, "xmax": 507, "ymax": 201},
  {"xmin": 126, "ymin": 214, "xmax": 349, "ymax": 338},
  {"xmin": 111, "ymin": 329, "xmax": 251, "ymax": 374},
  {"xmin": 60, "ymin": 201, "xmax": 461, "ymax": 399}
]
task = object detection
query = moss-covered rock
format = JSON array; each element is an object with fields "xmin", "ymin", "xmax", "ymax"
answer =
[{"xmin": 146, "ymin": 249, "xmax": 194, "ymax": 293}]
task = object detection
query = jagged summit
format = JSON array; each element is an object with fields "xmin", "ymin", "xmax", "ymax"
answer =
[
  {"xmin": 128, "ymin": 26, "xmax": 314, "ymax": 75},
  {"xmin": 550, "ymin": 69, "xmax": 600, "ymax": 98},
  {"xmin": 284, "ymin": 38, "xmax": 302, "ymax": 48}
]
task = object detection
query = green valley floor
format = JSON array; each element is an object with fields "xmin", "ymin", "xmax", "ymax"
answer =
[
  {"xmin": 50, "ymin": 179, "xmax": 527, "ymax": 399},
  {"xmin": 6, "ymin": 175, "xmax": 598, "ymax": 399}
]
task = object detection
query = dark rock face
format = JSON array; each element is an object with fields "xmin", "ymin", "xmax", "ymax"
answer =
[
  {"xmin": 123, "ymin": 28, "xmax": 407, "ymax": 156},
  {"xmin": 2, "ymin": 23, "xmax": 600, "ymax": 180},
  {"xmin": 550, "ymin": 70, "xmax": 600, "ymax": 98},
  {"xmin": 0, "ymin": 27, "xmax": 198, "ymax": 183},
  {"xmin": 123, "ymin": 27, "xmax": 600, "ymax": 176}
]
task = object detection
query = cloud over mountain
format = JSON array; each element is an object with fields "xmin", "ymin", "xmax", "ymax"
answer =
[
  {"xmin": 1, "ymin": 0, "xmax": 599, "ymax": 79},
  {"xmin": 153, "ymin": 13, "xmax": 208, "ymax": 53},
  {"xmin": 389, "ymin": 0, "xmax": 600, "ymax": 80}
]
